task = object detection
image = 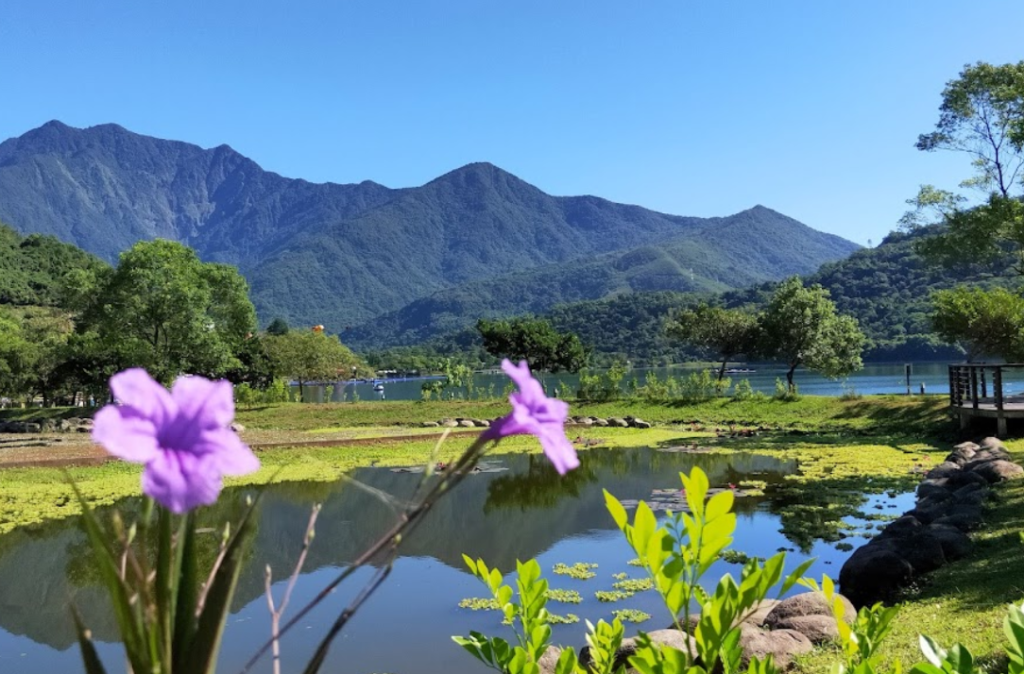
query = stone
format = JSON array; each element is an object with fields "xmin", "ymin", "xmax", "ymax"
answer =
[
  {"xmin": 579, "ymin": 628, "xmax": 697, "ymax": 672},
  {"xmin": 925, "ymin": 523, "xmax": 973, "ymax": 561},
  {"xmin": 839, "ymin": 545, "xmax": 913, "ymax": 608},
  {"xmin": 771, "ymin": 615, "xmax": 839, "ymax": 644},
  {"xmin": 970, "ymin": 459, "xmax": 1023, "ymax": 483},
  {"xmin": 442, "ymin": 420, "xmax": 460, "ymax": 428},
  {"xmin": 737, "ymin": 624, "xmax": 813, "ymax": 670},
  {"xmin": 978, "ymin": 437, "xmax": 1009, "ymax": 453},
  {"xmin": 230, "ymin": 422, "xmax": 245, "ymax": 433},
  {"xmin": 741, "ymin": 599, "xmax": 782, "ymax": 627},
  {"xmin": 23, "ymin": 423, "xmax": 41, "ymax": 433},
  {"xmin": 607, "ymin": 417, "xmax": 630, "ymax": 428},
  {"xmin": 925, "ymin": 462, "xmax": 962, "ymax": 480},
  {"xmin": 946, "ymin": 444, "xmax": 978, "ymax": 466},
  {"xmin": 931, "ymin": 504, "xmax": 985, "ymax": 531},
  {"xmin": 944, "ymin": 470, "xmax": 989, "ymax": 490},
  {"xmin": 458, "ymin": 420, "xmax": 476, "ymax": 427},
  {"xmin": 473, "ymin": 419, "xmax": 490, "ymax": 428},
  {"xmin": 764, "ymin": 592, "xmax": 855, "ymax": 627},
  {"xmin": 421, "ymin": 421, "xmax": 440, "ymax": 427},
  {"xmin": 876, "ymin": 515, "xmax": 922, "ymax": 539},
  {"xmin": 917, "ymin": 479, "xmax": 951, "ymax": 500},
  {"xmin": 538, "ymin": 646, "xmax": 562, "ymax": 674},
  {"xmin": 632, "ymin": 419, "xmax": 652, "ymax": 429},
  {"xmin": 592, "ymin": 418, "xmax": 609, "ymax": 427}
]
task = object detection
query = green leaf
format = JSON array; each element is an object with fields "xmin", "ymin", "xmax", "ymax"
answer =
[
  {"xmin": 180, "ymin": 497, "xmax": 259, "ymax": 674},
  {"xmin": 919, "ymin": 635, "xmax": 946, "ymax": 668},
  {"xmin": 605, "ymin": 489, "xmax": 628, "ymax": 530}
]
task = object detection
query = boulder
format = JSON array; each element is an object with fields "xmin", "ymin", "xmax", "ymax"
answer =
[
  {"xmin": 579, "ymin": 628, "xmax": 696, "ymax": 672},
  {"xmin": 944, "ymin": 470, "xmax": 989, "ymax": 490},
  {"xmin": 607, "ymin": 417, "xmax": 630, "ymax": 428},
  {"xmin": 916, "ymin": 479, "xmax": 951, "ymax": 500},
  {"xmin": 458, "ymin": 420, "xmax": 476, "ymax": 427},
  {"xmin": 770, "ymin": 615, "xmax": 839, "ymax": 644},
  {"xmin": 230, "ymin": 422, "xmax": 245, "ymax": 433},
  {"xmin": 970, "ymin": 460, "xmax": 1023, "ymax": 483},
  {"xmin": 736, "ymin": 624, "xmax": 813, "ymax": 670},
  {"xmin": 421, "ymin": 421, "xmax": 440, "ymax": 428},
  {"xmin": 632, "ymin": 419, "xmax": 652, "ymax": 429},
  {"xmin": 925, "ymin": 523, "xmax": 973, "ymax": 561},
  {"xmin": 764, "ymin": 592, "xmax": 855, "ymax": 627},
  {"xmin": 839, "ymin": 545, "xmax": 913, "ymax": 608},
  {"xmin": 441, "ymin": 420, "xmax": 460, "ymax": 428},
  {"xmin": 592, "ymin": 418, "xmax": 609, "ymax": 427},
  {"xmin": 741, "ymin": 599, "xmax": 782, "ymax": 628},
  {"xmin": 876, "ymin": 515, "xmax": 922, "ymax": 539},
  {"xmin": 538, "ymin": 646, "xmax": 562, "ymax": 674},
  {"xmin": 23, "ymin": 423, "xmax": 41, "ymax": 433},
  {"xmin": 931, "ymin": 504, "xmax": 985, "ymax": 531},
  {"xmin": 925, "ymin": 462, "xmax": 961, "ymax": 480},
  {"xmin": 978, "ymin": 437, "xmax": 1008, "ymax": 453},
  {"xmin": 473, "ymin": 419, "xmax": 490, "ymax": 428}
]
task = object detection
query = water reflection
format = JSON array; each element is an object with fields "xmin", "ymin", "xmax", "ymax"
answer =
[{"xmin": 0, "ymin": 446, "xmax": 898, "ymax": 674}]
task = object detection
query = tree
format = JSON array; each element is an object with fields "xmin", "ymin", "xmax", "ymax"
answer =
[
  {"xmin": 476, "ymin": 317, "xmax": 589, "ymax": 373},
  {"xmin": 264, "ymin": 330, "xmax": 365, "ymax": 401},
  {"xmin": 902, "ymin": 62, "xmax": 1024, "ymax": 273},
  {"xmin": 758, "ymin": 277, "xmax": 866, "ymax": 391},
  {"xmin": 665, "ymin": 304, "xmax": 760, "ymax": 381},
  {"xmin": 931, "ymin": 286, "xmax": 1024, "ymax": 361},
  {"xmin": 266, "ymin": 317, "xmax": 290, "ymax": 335},
  {"xmin": 71, "ymin": 240, "xmax": 258, "ymax": 384}
]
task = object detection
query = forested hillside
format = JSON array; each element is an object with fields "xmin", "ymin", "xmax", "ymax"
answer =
[{"xmin": 0, "ymin": 222, "xmax": 107, "ymax": 307}]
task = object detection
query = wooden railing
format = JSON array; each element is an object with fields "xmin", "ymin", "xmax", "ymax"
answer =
[{"xmin": 948, "ymin": 363, "xmax": 1024, "ymax": 411}]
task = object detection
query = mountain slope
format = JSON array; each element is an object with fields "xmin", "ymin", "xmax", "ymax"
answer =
[
  {"xmin": 0, "ymin": 221, "xmax": 107, "ymax": 306},
  {"xmin": 0, "ymin": 122, "xmax": 860, "ymax": 331}
]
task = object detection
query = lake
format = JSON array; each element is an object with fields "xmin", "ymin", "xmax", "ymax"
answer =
[
  {"xmin": 0, "ymin": 446, "xmax": 912, "ymax": 674},
  {"xmin": 299, "ymin": 361, "xmax": 1005, "ymax": 402}
]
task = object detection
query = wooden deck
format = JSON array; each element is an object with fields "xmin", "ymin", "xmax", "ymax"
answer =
[{"xmin": 949, "ymin": 364, "xmax": 1024, "ymax": 436}]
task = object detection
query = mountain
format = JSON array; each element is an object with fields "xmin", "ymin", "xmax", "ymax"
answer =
[
  {"xmin": 0, "ymin": 122, "xmax": 860, "ymax": 332},
  {"xmin": 345, "ymin": 205, "xmax": 855, "ymax": 348}
]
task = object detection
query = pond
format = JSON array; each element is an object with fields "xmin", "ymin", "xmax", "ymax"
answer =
[
  {"xmin": 0, "ymin": 447, "xmax": 912, "ymax": 674},
  {"xmin": 299, "ymin": 362, "xmax": 1020, "ymax": 402}
]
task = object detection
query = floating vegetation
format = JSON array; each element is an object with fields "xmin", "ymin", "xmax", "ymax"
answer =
[
  {"xmin": 596, "ymin": 590, "xmax": 634, "ymax": 602},
  {"xmin": 546, "ymin": 589, "xmax": 583, "ymax": 604},
  {"xmin": 835, "ymin": 542, "xmax": 854, "ymax": 552},
  {"xmin": 612, "ymin": 572, "xmax": 628, "ymax": 580},
  {"xmin": 548, "ymin": 613, "xmax": 581, "ymax": 625},
  {"xmin": 612, "ymin": 609, "xmax": 652, "ymax": 624},
  {"xmin": 390, "ymin": 460, "xmax": 507, "ymax": 474},
  {"xmin": 612, "ymin": 577, "xmax": 653, "ymax": 593},
  {"xmin": 627, "ymin": 558, "xmax": 644, "ymax": 567},
  {"xmin": 553, "ymin": 562, "xmax": 598, "ymax": 579},
  {"xmin": 459, "ymin": 597, "xmax": 500, "ymax": 611},
  {"xmin": 719, "ymin": 550, "xmax": 765, "ymax": 565}
]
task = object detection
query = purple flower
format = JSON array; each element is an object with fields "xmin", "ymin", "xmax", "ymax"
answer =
[
  {"xmin": 92, "ymin": 369, "xmax": 260, "ymax": 513},
  {"xmin": 485, "ymin": 359, "xmax": 579, "ymax": 475}
]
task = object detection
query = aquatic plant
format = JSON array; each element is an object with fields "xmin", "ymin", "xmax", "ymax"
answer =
[
  {"xmin": 553, "ymin": 562, "xmax": 599, "ymax": 579},
  {"xmin": 611, "ymin": 608, "xmax": 651, "ymax": 624}
]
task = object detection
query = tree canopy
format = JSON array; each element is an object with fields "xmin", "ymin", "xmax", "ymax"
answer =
[
  {"xmin": 665, "ymin": 304, "xmax": 759, "ymax": 380},
  {"xmin": 757, "ymin": 277, "xmax": 865, "ymax": 390},
  {"xmin": 903, "ymin": 61, "xmax": 1024, "ymax": 273},
  {"xmin": 264, "ymin": 329, "xmax": 366, "ymax": 401},
  {"xmin": 931, "ymin": 285, "xmax": 1024, "ymax": 362},
  {"xmin": 476, "ymin": 317, "xmax": 589, "ymax": 373}
]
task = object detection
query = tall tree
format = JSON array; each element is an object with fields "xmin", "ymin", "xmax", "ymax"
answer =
[
  {"xmin": 902, "ymin": 61, "xmax": 1024, "ymax": 273},
  {"xmin": 72, "ymin": 240, "xmax": 257, "ymax": 384},
  {"xmin": 758, "ymin": 277, "xmax": 865, "ymax": 391},
  {"xmin": 264, "ymin": 330, "xmax": 365, "ymax": 401},
  {"xmin": 665, "ymin": 304, "xmax": 760, "ymax": 381},
  {"xmin": 476, "ymin": 317, "xmax": 589, "ymax": 373},
  {"xmin": 931, "ymin": 286, "xmax": 1024, "ymax": 362}
]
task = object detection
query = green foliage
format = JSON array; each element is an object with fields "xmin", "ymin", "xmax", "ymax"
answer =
[
  {"xmin": 264, "ymin": 330, "xmax": 366, "ymax": 401},
  {"xmin": 930, "ymin": 285, "xmax": 1024, "ymax": 361},
  {"xmin": 577, "ymin": 362, "xmax": 628, "ymax": 402},
  {"xmin": 666, "ymin": 304, "xmax": 760, "ymax": 380},
  {"xmin": 0, "ymin": 222, "xmax": 108, "ymax": 307},
  {"xmin": 903, "ymin": 61, "xmax": 1024, "ymax": 275},
  {"xmin": 266, "ymin": 317, "xmax": 290, "ymax": 335},
  {"xmin": 477, "ymin": 317, "xmax": 590, "ymax": 373},
  {"xmin": 758, "ymin": 277, "xmax": 865, "ymax": 391}
]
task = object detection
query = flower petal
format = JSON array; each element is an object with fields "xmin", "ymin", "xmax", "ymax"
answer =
[
  {"xmin": 171, "ymin": 376, "xmax": 235, "ymax": 428},
  {"xmin": 501, "ymin": 360, "xmax": 546, "ymax": 403},
  {"xmin": 195, "ymin": 429, "xmax": 260, "ymax": 476},
  {"xmin": 109, "ymin": 368, "xmax": 176, "ymax": 426},
  {"xmin": 539, "ymin": 430, "xmax": 580, "ymax": 475},
  {"xmin": 142, "ymin": 450, "xmax": 222, "ymax": 514},
  {"xmin": 92, "ymin": 406, "xmax": 161, "ymax": 464}
]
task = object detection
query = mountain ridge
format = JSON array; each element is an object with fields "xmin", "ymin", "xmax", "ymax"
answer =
[{"xmin": 0, "ymin": 121, "xmax": 860, "ymax": 332}]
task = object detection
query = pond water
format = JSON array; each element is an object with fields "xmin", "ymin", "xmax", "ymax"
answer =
[
  {"xmin": 299, "ymin": 362, "xmax": 1024, "ymax": 403},
  {"xmin": 0, "ymin": 447, "xmax": 913, "ymax": 674}
]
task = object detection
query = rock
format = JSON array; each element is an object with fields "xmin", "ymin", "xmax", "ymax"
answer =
[
  {"xmin": 230, "ymin": 422, "xmax": 245, "ymax": 433},
  {"xmin": 925, "ymin": 462, "xmax": 962, "ymax": 480},
  {"xmin": 421, "ymin": 421, "xmax": 440, "ymax": 427},
  {"xmin": 737, "ymin": 624, "xmax": 813, "ymax": 670},
  {"xmin": 538, "ymin": 646, "xmax": 562, "ymax": 674},
  {"xmin": 458, "ymin": 420, "xmax": 476, "ymax": 427},
  {"xmin": 876, "ymin": 515, "xmax": 923, "ymax": 539},
  {"xmin": 925, "ymin": 523, "xmax": 973, "ymax": 561},
  {"xmin": 473, "ymin": 419, "xmax": 490, "ymax": 428},
  {"xmin": 40, "ymin": 419, "xmax": 57, "ymax": 432},
  {"xmin": 839, "ymin": 545, "xmax": 913, "ymax": 608},
  {"xmin": 632, "ymin": 419, "xmax": 652, "ymax": 429},
  {"xmin": 771, "ymin": 615, "xmax": 839, "ymax": 644},
  {"xmin": 764, "ymin": 592, "xmax": 855, "ymax": 627},
  {"xmin": 917, "ymin": 479, "xmax": 951, "ymax": 500},
  {"xmin": 441, "ymin": 420, "xmax": 460, "ymax": 428},
  {"xmin": 575, "ymin": 417, "xmax": 593, "ymax": 426},
  {"xmin": 580, "ymin": 628, "xmax": 696, "ymax": 672},
  {"xmin": 23, "ymin": 423, "xmax": 41, "ymax": 433},
  {"xmin": 607, "ymin": 417, "xmax": 630, "ymax": 428},
  {"xmin": 944, "ymin": 470, "xmax": 989, "ymax": 490},
  {"xmin": 742, "ymin": 599, "xmax": 782, "ymax": 627},
  {"xmin": 978, "ymin": 437, "xmax": 1008, "ymax": 453},
  {"xmin": 946, "ymin": 444, "xmax": 978, "ymax": 466},
  {"xmin": 592, "ymin": 418, "xmax": 609, "ymax": 427},
  {"xmin": 970, "ymin": 459, "xmax": 1023, "ymax": 483}
]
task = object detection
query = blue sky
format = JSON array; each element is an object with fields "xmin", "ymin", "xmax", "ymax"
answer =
[{"xmin": 3, "ymin": 1, "xmax": 1023, "ymax": 246}]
